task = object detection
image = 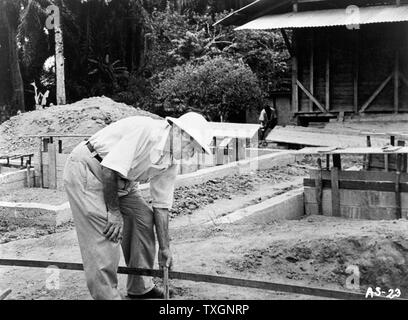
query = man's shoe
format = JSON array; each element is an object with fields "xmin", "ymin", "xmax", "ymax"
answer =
[{"xmin": 127, "ymin": 286, "xmax": 174, "ymax": 299}]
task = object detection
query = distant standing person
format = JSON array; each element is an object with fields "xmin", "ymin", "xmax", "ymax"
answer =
[{"xmin": 259, "ymin": 103, "xmax": 277, "ymax": 142}]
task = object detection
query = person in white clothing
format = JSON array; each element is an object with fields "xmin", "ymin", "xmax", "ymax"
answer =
[{"xmin": 63, "ymin": 112, "xmax": 212, "ymax": 300}]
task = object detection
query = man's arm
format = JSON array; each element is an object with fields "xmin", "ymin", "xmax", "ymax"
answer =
[
  {"xmin": 153, "ymin": 207, "xmax": 173, "ymax": 269},
  {"xmin": 101, "ymin": 167, "xmax": 123, "ymax": 242}
]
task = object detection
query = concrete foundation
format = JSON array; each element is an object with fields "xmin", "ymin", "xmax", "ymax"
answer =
[
  {"xmin": 208, "ymin": 188, "xmax": 305, "ymax": 225},
  {"xmin": 0, "ymin": 201, "xmax": 71, "ymax": 227},
  {"xmin": 304, "ymin": 187, "xmax": 408, "ymax": 220},
  {"xmin": 0, "ymin": 169, "xmax": 35, "ymax": 191},
  {"xmin": 0, "ymin": 151, "xmax": 298, "ymax": 227}
]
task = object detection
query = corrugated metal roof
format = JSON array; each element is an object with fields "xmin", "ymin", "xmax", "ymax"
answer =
[
  {"xmin": 214, "ymin": 0, "xmax": 291, "ymax": 27},
  {"xmin": 235, "ymin": 4, "xmax": 408, "ymax": 30}
]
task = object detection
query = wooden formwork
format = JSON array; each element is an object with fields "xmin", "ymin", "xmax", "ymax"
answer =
[
  {"xmin": 300, "ymin": 147, "xmax": 408, "ymax": 220},
  {"xmin": 35, "ymin": 134, "xmax": 254, "ymax": 188}
]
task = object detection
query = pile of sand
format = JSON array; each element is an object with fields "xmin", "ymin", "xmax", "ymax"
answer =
[{"xmin": 0, "ymin": 96, "xmax": 161, "ymax": 155}]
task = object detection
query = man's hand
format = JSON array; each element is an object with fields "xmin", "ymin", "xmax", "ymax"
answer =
[
  {"xmin": 103, "ymin": 210, "xmax": 123, "ymax": 242},
  {"xmin": 158, "ymin": 248, "xmax": 173, "ymax": 269}
]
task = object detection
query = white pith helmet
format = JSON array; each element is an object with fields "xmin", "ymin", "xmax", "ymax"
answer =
[{"xmin": 166, "ymin": 112, "xmax": 213, "ymax": 155}]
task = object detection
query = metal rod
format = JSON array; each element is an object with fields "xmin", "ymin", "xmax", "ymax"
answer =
[{"xmin": 0, "ymin": 258, "xmax": 385, "ymax": 300}]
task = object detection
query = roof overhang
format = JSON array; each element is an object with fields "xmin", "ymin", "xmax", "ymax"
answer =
[{"xmin": 234, "ymin": 4, "xmax": 408, "ymax": 30}]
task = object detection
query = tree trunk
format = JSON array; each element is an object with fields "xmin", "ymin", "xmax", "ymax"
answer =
[
  {"xmin": 2, "ymin": 7, "xmax": 25, "ymax": 112},
  {"xmin": 54, "ymin": 8, "xmax": 66, "ymax": 105}
]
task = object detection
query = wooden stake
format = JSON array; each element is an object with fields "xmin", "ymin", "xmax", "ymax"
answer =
[
  {"xmin": 48, "ymin": 140, "xmax": 57, "ymax": 189},
  {"xmin": 315, "ymin": 158, "xmax": 323, "ymax": 215},
  {"xmin": 163, "ymin": 267, "xmax": 170, "ymax": 300},
  {"xmin": 331, "ymin": 167, "xmax": 340, "ymax": 217}
]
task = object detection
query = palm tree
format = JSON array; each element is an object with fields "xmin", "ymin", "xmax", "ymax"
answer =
[{"xmin": 0, "ymin": 0, "xmax": 26, "ymax": 111}]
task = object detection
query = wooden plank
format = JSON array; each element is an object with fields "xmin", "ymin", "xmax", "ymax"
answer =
[
  {"xmin": 0, "ymin": 258, "xmax": 377, "ymax": 300},
  {"xmin": 359, "ymin": 73, "xmax": 393, "ymax": 113},
  {"xmin": 331, "ymin": 167, "xmax": 340, "ymax": 217},
  {"xmin": 48, "ymin": 142, "xmax": 57, "ymax": 189},
  {"xmin": 304, "ymin": 178, "xmax": 408, "ymax": 193},
  {"xmin": 297, "ymin": 80, "xmax": 328, "ymax": 113},
  {"xmin": 297, "ymin": 146, "xmax": 408, "ymax": 155},
  {"xmin": 308, "ymin": 169, "xmax": 407, "ymax": 182}
]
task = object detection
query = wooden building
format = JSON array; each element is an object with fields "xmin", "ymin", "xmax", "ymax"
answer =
[{"xmin": 216, "ymin": 0, "xmax": 408, "ymax": 124}]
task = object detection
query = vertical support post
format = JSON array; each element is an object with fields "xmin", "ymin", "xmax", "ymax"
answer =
[
  {"xmin": 235, "ymin": 138, "xmax": 239, "ymax": 162},
  {"xmin": 292, "ymin": 31, "xmax": 298, "ymax": 114},
  {"xmin": 325, "ymin": 34, "xmax": 330, "ymax": 111},
  {"xmin": 398, "ymin": 140, "xmax": 407, "ymax": 172},
  {"xmin": 26, "ymin": 160, "xmax": 31, "ymax": 188},
  {"xmin": 315, "ymin": 158, "xmax": 323, "ymax": 215},
  {"xmin": 331, "ymin": 166, "xmax": 340, "ymax": 217},
  {"xmin": 390, "ymin": 135, "xmax": 395, "ymax": 146},
  {"xmin": 331, "ymin": 154, "xmax": 341, "ymax": 217},
  {"xmin": 48, "ymin": 139, "xmax": 57, "ymax": 189},
  {"xmin": 353, "ymin": 30, "xmax": 359, "ymax": 114},
  {"xmin": 396, "ymin": 154, "xmax": 402, "ymax": 219},
  {"xmin": 364, "ymin": 135, "xmax": 371, "ymax": 170},
  {"xmin": 309, "ymin": 30, "xmax": 314, "ymax": 112},
  {"xmin": 39, "ymin": 137, "xmax": 44, "ymax": 188},
  {"xmin": 213, "ymin": 137, "xmax": 217, "ymax": 166},
  {"xmin": 394, "ymin": 50, "xmax": 400, "ymax": 113},
  {"xmin": 326, "ymin": 154, "xmax": 330, "ymax": 170},
  {"xmin": 179, "ymin": 134, "xmax": 183, "ymax": 174}
]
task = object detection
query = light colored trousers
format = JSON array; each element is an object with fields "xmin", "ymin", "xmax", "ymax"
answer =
[{"xmin": 63, "ymin": 142, "xmax": 155, "ymax": 300}]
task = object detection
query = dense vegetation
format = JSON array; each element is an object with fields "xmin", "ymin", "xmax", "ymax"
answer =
[{"xmin": 0, "ymin": 0, "xmax": 290, "ymax": 122}]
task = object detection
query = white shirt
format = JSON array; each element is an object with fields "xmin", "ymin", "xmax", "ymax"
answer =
[{"xmin": 88, "ymin": 116, "xmax": 178, "ymax": 209}]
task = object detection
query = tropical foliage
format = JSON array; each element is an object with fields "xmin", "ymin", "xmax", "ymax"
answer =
[{"xmin": 0, "ymin": 0, "xmax": 290, "ymax": 122}]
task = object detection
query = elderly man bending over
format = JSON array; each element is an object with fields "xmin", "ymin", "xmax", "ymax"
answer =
[{"xmin": 63, "ymin": 112, "xmax": 212, "ymax": 300}]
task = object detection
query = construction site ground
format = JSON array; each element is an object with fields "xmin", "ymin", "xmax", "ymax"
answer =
[
  {"xmin": 1, "ymin": 98, "xmax": 408, "ymax": 300},
  {"xmin": 1, "ymin": 159, "xmax": 408, "ymax": 300}
]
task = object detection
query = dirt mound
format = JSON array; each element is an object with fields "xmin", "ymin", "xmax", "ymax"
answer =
[
  {"xmin": 227, "ymin": 234, "xmax": 408, "ymax": 297},
  {"xmin": 0, "ymin": 96, "xmax": 161, "ymax": 155}
]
